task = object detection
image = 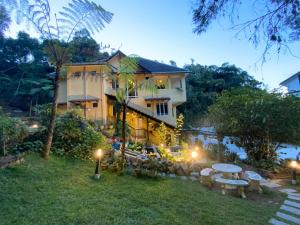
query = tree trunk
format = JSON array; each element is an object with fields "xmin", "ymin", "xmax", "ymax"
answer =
[
  {"xmin": 42, "ymin": 66, "xmax": 60, "ymax": 159},
  {"xmin": 120, "ymin": 102, "xmax": 127, "ymax": 170}
]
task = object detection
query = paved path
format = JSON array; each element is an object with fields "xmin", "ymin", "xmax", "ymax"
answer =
[{"xmin": 269, "ymin": 189, "xmax": 300, "ymax": 225}]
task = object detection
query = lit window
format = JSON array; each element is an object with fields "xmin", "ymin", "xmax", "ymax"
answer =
[
  {"xmin": 155, "ymin": 79, "xmax": 166, "ymax": 89},
  {"xmin": 156, "ymin": 102, "xmax": 168, "ymax": 116},
  {"xmin": 128, "ymin": 80, "xmax": 138, "ymax": 97}
]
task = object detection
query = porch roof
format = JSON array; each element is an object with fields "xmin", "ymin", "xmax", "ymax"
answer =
[
  {"xmin": 68, "ymin": 95, "xmax": 99, "ymax": 103},
  {"xmin": 144, "ymin": 97, "xmax": 171, "ymax": 101}
]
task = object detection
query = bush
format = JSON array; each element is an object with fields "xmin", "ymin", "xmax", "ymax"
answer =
[
  {"xmin": 22, "ymin": 109, "xmax": 108, "ymax": 160},
  {"xmin": 51, "ymin": 110, "xmax": 107, "ymax": 159},
  {"xmin": 0, "ymin": 109, "xmax": 28, "ymax": 155}
]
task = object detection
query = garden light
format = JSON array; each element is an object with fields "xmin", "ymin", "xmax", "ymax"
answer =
[
  {"xmin": 291, "ymin": 160, "xmax": 297, "ymax": 168},
  {"xmin": 166, "ymin": 148, "xmax": 171, "ymax": 153},
  {"xmin": 94, "ymin": 149, "xmax": 102, "ymax": 179},
  {"xmin": 195, "ymin": 146, "xmax": 199, "ymax": 151},
  {"xmin": 30, "ymin": 124, "xmax": 39, "ymax": 129},
  {"xmin": 191, "ymin": 151, "xmax": 198, "ymax": 159},
  {"xmin": 291, "ymin": 160, "xmax": 298, "ymax": 185}
]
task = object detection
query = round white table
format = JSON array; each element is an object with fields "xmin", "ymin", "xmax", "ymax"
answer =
[{"xmin": 212, "ymin": 163, "xmax": 242, "ymax": 179}]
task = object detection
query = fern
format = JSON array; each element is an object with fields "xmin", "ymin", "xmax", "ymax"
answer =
[{"xmin": 5, "ymin": 0, "xmax": 113, "ymax": 44}]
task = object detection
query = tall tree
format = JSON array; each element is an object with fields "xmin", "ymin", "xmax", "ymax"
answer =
[
  {"xmin": 178, "ymin": 63, "xmax": 260, "ymax": 124},
  {"xmin": 113, "ymin": 56, "xmax": 157, "ymax": 172},
  {"xmin": 9, "ymin": 0, "xmax": 113, "ymax": 159},
  {"xmin": 208, "ymin": 88, "xmax": 300, "ymax": 169},
  {"xmin": 0, "ymin": 32, "xmax": 52, "ymax": 110},
  {"xmin": 69, "ymin": 29, "xmax": 109, "ymax": 63},
  {"xmin": 192, "ymin": 0, "xmax": 300, "ymax": 60}
]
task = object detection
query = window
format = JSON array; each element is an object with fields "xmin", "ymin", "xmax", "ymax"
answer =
[
  {"xmin": 155, "ymin": 79, "xmax": 166, "ymax": 89},
  {"xmin": 112, "ymin": 79, "xmax": 119, "ymax": 89},
  {"xmin": 156, "ymin": 102, "xmax": 168, "ymax": 116},
  {"xmin": 90, "ymin": 71, "xmax": 96, "ymax": 76},
  {"xmin": 179, "ymin": 79, "xmax": 183, "ymax": 88},
  {"xmin": 147, "ymin": 103, "xmax": 151, "ymax": 108},
  {"xmin": 128, "ymin": 80, "xmax": 138, "ymax": 97},
  {"xmin": 74, "ymin": 72, "xmax": 81, "ymax": 77},
  {"xmin": 93, "ymin": 102, "xmax": 98, "ymax": 108}
]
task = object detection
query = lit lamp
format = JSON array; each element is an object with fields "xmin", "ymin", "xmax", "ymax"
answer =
[
  {"xmin": 191, "ymin": 151, "xmax": 198, "ymax": 159},
  {"xmin": 30, "ymin": 124, "xmax": 39, "ymax": 129},
  {"xmin": 166, "ymin": 148, "xmax": 171, "ymax": 155},
  {"xmin": 291, "ymin": 160, "xmax": 297, "ymax": 185},
  {"xmin": 94, "ymin": 149, "xmax": 102, "ymax": 179}
]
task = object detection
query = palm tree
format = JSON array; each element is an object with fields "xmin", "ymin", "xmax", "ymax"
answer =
[
  {"xmin": 113, "ymin": 56, "xmax": 157, "ymax": 171},
  {"xmin": 6, "ymin": 0, "xmax": 113, "ymax": 159}
]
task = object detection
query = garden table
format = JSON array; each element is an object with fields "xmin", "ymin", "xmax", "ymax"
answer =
[{"xmin": 212, "ymin": 163, "xmax": 242, "ymax": 179}]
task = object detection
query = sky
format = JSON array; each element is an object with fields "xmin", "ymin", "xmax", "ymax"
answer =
[{"xmin": 6, "ymin": 0, "xmax": 300, "ymax": 88}]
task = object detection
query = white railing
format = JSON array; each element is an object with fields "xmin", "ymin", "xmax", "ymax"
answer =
[{"xmin": 128, "ymin": 101, "xmax": 176, "ymax": 127}]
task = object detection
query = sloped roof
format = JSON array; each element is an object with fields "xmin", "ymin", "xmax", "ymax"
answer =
[
  {"xmin": 65, "ymin": 50, "xmax": 189, "ymax": 74},
  {"xmin": 137, "ymin": 57, "xmax": 188, "ymax": 74},
  {"xmin": 280, "ymin": 71, "xmax": 300, "ymax": 86},
  {"xmin": 107, "ymin": 50, "xmax": 188, "ymax": 74}
]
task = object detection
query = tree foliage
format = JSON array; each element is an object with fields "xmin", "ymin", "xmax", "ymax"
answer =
[
  {"xmin": 0, "ymin": 108, "xmax": 28, "ymax": 156},
  {"xmin": 208, "ymin": 88, "xmax": 300, "ymax": 168},
  {"xmin": 0, "ymin": 32, "xmax": 53, "ymax": 110},
  {"xmin": 192, "ymin": 0, "xmax": 300, "ymax": 59},
  {"xmin": 178, "ymin": 63, "xmax": 260, "ymax": 125},
  {"xmin": 0, "ymin": 5, "xmax": 10, "ymax": 36},
  {"xmin": 68, "ymin": 29, "xmax": 109, "ymax": 63},
  {"xmin": 4, "ymin": 0, "xmax": 113, "ymax": 159}
]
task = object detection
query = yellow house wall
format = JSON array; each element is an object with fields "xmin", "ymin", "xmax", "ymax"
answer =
[{"xmin": 57, "ymin": 80, "xmax": 67, "ymax": 103}]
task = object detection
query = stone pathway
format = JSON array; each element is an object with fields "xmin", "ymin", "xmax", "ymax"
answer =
[{"xmin": 269, "ymin": 188, "xmax": 300, "ymax": 225}]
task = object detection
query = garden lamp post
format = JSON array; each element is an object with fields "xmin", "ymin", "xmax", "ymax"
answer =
[
  {"xmin": 291, "ymin": 160, "xmax": 297, "ymax": 185},
  {"xmin": 191, "ymin": 150, "xmax": 198, "ymax": 163},
  {"xmin": 94, "ymin": 149, "xmax": 102, "ymax": 180}
]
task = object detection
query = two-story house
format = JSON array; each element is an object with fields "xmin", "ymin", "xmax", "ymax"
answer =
[
  {"xmin": 280, "ymin": 71, "xmax": 300, "ymax": 97},
  {"xmin": 57, "ymin": 51, "xmax": 188, "ymax": 145}
]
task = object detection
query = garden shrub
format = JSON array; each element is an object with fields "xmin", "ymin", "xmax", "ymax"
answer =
[
  {"xmin": 51, "ymin": 110, "xmax": 108, "ymax": 159},
  {"xmin": 0, "ymin": 109, "xmax": 28, "ymax": 156},
  {"xmin": 22, "ymin": 109, "xmax": 108, "ymax": 160}
]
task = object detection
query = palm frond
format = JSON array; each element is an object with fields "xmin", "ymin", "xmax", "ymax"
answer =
[{"xmin": 58, "ymin": 0, "xmax": 113, "ymax": 41}]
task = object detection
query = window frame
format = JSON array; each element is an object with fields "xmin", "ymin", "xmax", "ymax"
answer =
[{"xmin": 156, "ymin": 102, "xmax": 168, "ymax": 116}]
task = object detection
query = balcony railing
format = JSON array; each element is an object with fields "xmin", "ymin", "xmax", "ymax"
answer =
[{"xmin": 128, "ymin": 101, "xmax": 176, "ymax": 127}]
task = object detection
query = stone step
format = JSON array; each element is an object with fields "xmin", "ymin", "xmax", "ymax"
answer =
[
  {"xmin": 288, "ymin": 195, "xmax": 300, "ymax": 202},
  {"xmin": 280, "ymin": 189, "xmax": 298, "ymax": 194},
  {"xmin": 268, "ymin": 218, "xmax": 290, "ymax": 225},
  {"xmin": 281, "ymin": 205, "xmax": 300, "ymax": 216},
  {"xmin": 261, "ymin": 179, "xmax": 281, "ymax": 188},
  {"xmin": 289, "ymin": 193, "xmax": 300, "ymax": 197},
  {"xmin": 276, "ymin": 212, "xmax": 300, "ymax": 224},
  {"xmin": 284, "ymin": 200, "xmax": 300, "ymax": 209}
]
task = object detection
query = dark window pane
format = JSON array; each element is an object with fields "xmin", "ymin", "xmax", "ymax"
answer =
[
  {"xmin": 164, "ymin": 103, "xmax": 168, "ymax": 115},
  {"xmin": 156, "ymin": 104, "xmax": 160, "ymax": 115},
  {"xmin": 160, "ymin": 104, "xmax": 164, "ymax": 115}
]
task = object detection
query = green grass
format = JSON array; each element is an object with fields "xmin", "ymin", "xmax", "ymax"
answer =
[{"xmin": 0, "ymin": 154, "xmax": 281, "ymax": 225}]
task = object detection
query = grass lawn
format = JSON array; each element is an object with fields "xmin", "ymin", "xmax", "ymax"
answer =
[{"xmin": 0, "ymin": 154, "xmax": 282, "ymax": 225}]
